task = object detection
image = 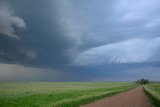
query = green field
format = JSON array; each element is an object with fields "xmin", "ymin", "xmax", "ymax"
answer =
[
  {"xmin": 0, "ymin": 82, "xmax": 135, "ymax": 107},
  {"xmin": 144, "ymin": 82, "xmax": 160, "ymax": 107}
]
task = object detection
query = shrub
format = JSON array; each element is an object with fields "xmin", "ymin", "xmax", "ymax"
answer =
[{"xmin": 136, "ymin": 78, "xmax": 149, "ymax": 85}]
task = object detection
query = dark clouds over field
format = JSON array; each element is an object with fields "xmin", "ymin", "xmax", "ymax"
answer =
[{"xmin": 0, "ymin": 0, "xmax": 160, "ymax": 81}]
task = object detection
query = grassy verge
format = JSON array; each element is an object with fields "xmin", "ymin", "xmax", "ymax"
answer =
[
  {"xmin": 53, "ymin": 86, "xmax": 133, "ymax": 107},
  {"xmin": 0, "ymin": 82, "xmax": 135, "ymax": 107},
  {"xmin": 144, "ymin": 83, "xmax": 160, "ymax": 107}
]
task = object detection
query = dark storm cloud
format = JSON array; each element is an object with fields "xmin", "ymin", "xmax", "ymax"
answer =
[
  {"xmin": 62, "ymin": 0, "xmax": 160, "ymax": 66},
  {"xmin": 0, "ymin": 0, "xmax": 73, "ymax": 68},
  {"xmin": 0, "ymin": 6, "xmax": 26, "ymax": 38},
  {"xmin": 0, "ymin": 0, "xmax": 160, "ymax": 81}
]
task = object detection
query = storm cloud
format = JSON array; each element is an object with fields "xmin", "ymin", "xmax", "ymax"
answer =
[
  {"xmin": 0, "ymin": 6, "xmax": 26, "ymax": 38},
  {"xmin": 0, "ymin": 0, "xmax": 160, "ymax": 81},
  {"xmin": 73, "ymin": 37, "xmax": 160, "ymax": 66}
]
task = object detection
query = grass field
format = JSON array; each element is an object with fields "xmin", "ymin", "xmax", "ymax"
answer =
[
  {"xmin": 144, "ymin": 82, "xmax": 160, "ymax": 107},
  {"xmin": 0, "ymin": 82, "xmax": 135, "ymax": 107}
]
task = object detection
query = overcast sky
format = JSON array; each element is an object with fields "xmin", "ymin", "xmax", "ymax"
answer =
[{"xmin": 0, "ymin": 0, "xmax": 160, "ymax": 81}]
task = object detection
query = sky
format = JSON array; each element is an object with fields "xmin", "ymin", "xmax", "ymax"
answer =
[{"xmin": 0, "ymin": 0, "xmax": 160, "ymax": 81}]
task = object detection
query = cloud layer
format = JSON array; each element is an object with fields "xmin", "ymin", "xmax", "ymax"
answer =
[
  {"xmin": 74, "ymin": 38, "xmax": 160, "ymax": 66},
  {"xmin": 55, "ymin": 0, "xmax": 160, "ymax": 62},
  {"xmin": 0, "ymin": 7, "xmax": 26, "ymax": 38},
  {"xmin": 0, "ymin": 0, "xmax": 160, "ymax": 81}
]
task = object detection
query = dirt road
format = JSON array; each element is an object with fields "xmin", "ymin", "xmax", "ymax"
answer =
[{"xmin": 81, "ymin": 86, "xmax": 153, "ymax": 107}]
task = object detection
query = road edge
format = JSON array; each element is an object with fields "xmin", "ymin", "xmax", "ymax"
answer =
[{"xmin": 144, "ymin": 86, "xmax": 160, "ymax": 107}]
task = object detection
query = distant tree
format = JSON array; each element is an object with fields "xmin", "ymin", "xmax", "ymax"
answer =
[{"xmin": 135, "ymin": 78, "xmax": 149, "ymax": 85}]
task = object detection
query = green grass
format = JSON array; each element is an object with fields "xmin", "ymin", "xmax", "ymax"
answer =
[
  {"xmin": 144, "ymin": 82, "xmax": 160, "ymax": 107},
  {"xmin": 0, "ymin": 82, "xmax": 135, "ymax": 107}
]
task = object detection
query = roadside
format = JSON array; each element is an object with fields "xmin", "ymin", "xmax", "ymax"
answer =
[{"xmin": 81, "ymin": 86, "xmax": 153, "ymax": 107}]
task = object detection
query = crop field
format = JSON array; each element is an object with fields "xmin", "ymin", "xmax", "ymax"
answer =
[
  {"xmin": 144, "ymin": 82, "xmax": 160, "ymax": 107},
  {"xmin": 0, "ymin": 82, "xmax": 134, "ymax": 107}
]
